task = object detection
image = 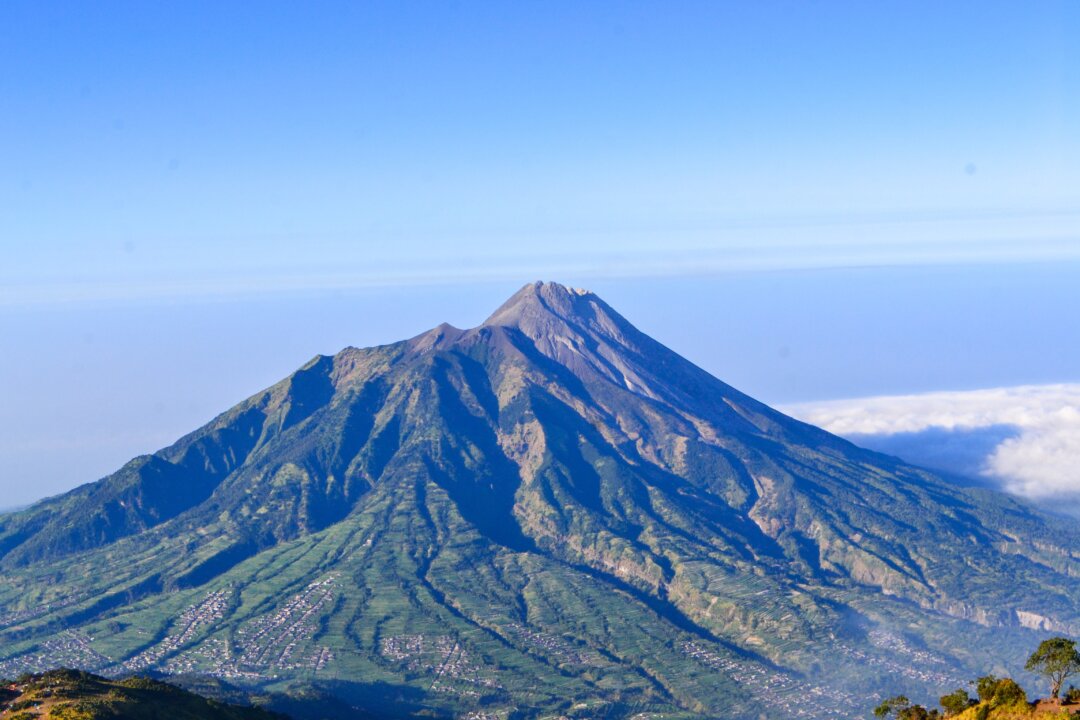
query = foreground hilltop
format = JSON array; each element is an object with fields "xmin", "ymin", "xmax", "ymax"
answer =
[
  {"xmin": 0, "ymin": 282, "xmax": 1078, "ymax": 719},
  {"xmin": 0, "ymin": 669, "xmax": 282, "ymax": 720}
]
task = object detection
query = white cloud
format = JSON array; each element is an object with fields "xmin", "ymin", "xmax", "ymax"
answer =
[{"xmin": 782, "ymin": 384, "xmax": 1080, "ymax": 503}]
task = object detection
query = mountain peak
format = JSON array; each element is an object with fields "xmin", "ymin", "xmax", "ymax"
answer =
[
  {"xmin": 482, "ymin": 281, "xmax": 596, "ymax": 328},
  {"xmin": 481, "ymin": 280, "xmax": 641, "ymax": 353}
]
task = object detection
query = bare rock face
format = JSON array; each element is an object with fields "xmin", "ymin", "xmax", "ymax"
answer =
[{"xmin": 0, "ymin": 281, "xmax": 1078, "ymax": 719}]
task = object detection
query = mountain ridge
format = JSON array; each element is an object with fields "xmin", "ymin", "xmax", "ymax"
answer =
[{"xmin": 0, "ymin": 281, "xmax": 1077, "ymax": 719}]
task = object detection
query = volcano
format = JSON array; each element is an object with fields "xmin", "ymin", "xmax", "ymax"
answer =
[{"xmin": 1, "ymin": 282, "xmax": 1077, "ymax": 719}]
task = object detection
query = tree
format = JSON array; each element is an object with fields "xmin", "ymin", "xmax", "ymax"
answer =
[
  {"xmin": 1026, "ymin": 637, "xmax": 1080, "ymax": 700},
  {"xmin": 974, "ymin": 675, "xmax": 999, "ymax": 703},
  {"xmin": 973, "ymin": 675, "xmax": 1025, "ymax": 706},
  {"xmin": 989, "ymin": 678, "xmax": 1026, "ymax": 706},
  {"xmin": 875, "ymin": 696, "xmax": 911, "ymax": 718},
  {"xmin": 874, "ymin": 696, "xmax": 939, "ymax": 720},
  {"xmin": 901, "ymin": 705, "xmax": 939, "ymax": 720},
  {"xmin": 940, "ymin": 689, "xmax": 975, "ymax": 716}
]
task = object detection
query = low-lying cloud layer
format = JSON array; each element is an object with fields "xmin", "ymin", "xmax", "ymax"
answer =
[{"xmin": 783, "ymin": 384, "xmax": 1080, "ymax": 509}]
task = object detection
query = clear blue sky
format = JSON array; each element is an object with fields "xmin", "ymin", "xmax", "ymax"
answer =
[{"xmin": 1, "ymin": 2, "xmax": 1078, "ymax": 505}]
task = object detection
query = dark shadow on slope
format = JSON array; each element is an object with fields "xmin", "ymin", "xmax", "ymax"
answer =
[
  {"xmin": 168, "ymin": 673, "xmax": 438, "ymax": 720},
  {"xmin": 526, "ymin": 391, "xmax": 605, "ymax": 515},
  {"xmin": 453, "ymin": 350, "xmax": 501, "ymax": 420},
  {"xmin": 170, "ymin": 403, "xmax": 269, "ymax": 479},
  {"xmin": 425, "ymin": 356, "xmax": 533, "ymax": 552},
  {"xmin": 362, "ymin": 413, "xmax": 404, "ymax": 485},
  {"xmin": 272, "ymin": 378, "xmax": 392, "ymax": 533},
  {"xmin": 0, "ymin": 522, "xmax": 44, "ymax": 560},
  {"xmin": 272, "ymin": 680, "xmax": 440, "ymax": 720},
  {"xmin": 170, "ymin": 540, "xmax": 259, "ymax": 590},
  {"xmin": 330, "ymin": 378, "xmax": 389, "ymax": 484},
  {"xmin": 281, "ymin": 355, "xmax": 337, "ymax": 431},
  {"xmin": 57, "ymin": 573, "xmax": 164, "ymax": 628}
]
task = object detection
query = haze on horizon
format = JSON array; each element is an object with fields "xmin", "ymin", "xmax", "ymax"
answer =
[{"xmin": 1, "ymin": 1, "xmax": 1078, "ymax": 507}]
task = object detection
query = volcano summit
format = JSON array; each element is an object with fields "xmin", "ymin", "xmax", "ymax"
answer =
[{"xmin": 1, "ymin": 282, "xmax": 1077, "ymax": 719}]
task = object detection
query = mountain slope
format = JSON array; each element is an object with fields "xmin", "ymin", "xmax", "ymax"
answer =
[{"xmin": 1, "ymin": 282, "xmax": 1077, "ymax": 719}]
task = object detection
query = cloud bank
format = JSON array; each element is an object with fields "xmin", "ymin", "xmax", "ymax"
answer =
[{"xmin": 783, "ymin": 384, "xmax": 1080, "ymax": 507}]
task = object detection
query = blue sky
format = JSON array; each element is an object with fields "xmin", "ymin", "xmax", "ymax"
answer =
[{"xmin": 1, "ymin": 2, "xmax": 1079, "ymax": 505}]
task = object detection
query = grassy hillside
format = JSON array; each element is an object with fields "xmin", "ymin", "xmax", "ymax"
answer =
[
  {"xmin": 956, "ymin": 703, "xmax": 1078, "ymax": 720},
  {"xmin": 0, "ymin": 669, "xmax": 283, "ymax": 720}
]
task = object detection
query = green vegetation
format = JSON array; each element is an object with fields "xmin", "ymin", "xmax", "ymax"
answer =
[
  {"xmin": 1026, "ymin": 638, "xmax": 1080, "ymax": 700},
  {"xmin": 876, "ymin": 639, "xmax": 1080, "ymax": 720},
  {"xmin": 940, "ymin": 689, "xmax": 977, "ymax": 716},
  {"xmin": 0, "ymin": 283, "xmax": 1078, "ymax": 719},
  {"xmin": 0, "ymin": 669, "xmax": 282, "ymax": 719},
  {"xmin": 973, "ymin": 677, "xmax": 1029, "ymax": 707}
]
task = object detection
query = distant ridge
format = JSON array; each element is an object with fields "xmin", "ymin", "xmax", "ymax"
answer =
[{"xmin": 0, "ymin": 281, "xmax": 1077, "ymax": 719}]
